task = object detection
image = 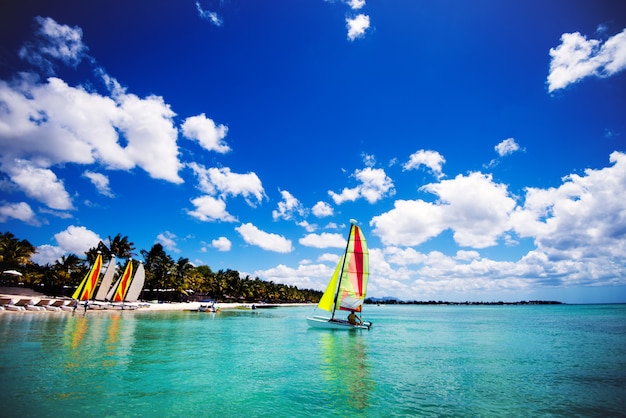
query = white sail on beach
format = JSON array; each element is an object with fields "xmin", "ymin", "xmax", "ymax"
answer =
[
  {"xmin": 124, "ymin": 262, "xmax": 145, "ymax": 303},
  {"xmin": 94, "ymin": 256, "xmax": 116, "ymax": 301}
]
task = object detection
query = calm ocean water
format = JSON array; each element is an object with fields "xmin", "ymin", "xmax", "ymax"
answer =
[{"xmin": 0, "ymin": 304, "xmax": 625, "ymax": 417}]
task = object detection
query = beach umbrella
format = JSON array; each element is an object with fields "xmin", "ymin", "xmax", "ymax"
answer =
[{"xmin": 2, "ymin": 270, "xmax": 22, "ymax": 276}]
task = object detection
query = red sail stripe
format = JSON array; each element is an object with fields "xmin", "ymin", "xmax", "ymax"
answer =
[
  {"xmin": 353, "ymin": 226, "xmax": 363, "ymax": 296},
  {"xmin": 85, "ymin": 256, "xmax": 102, "ymax": 299},
  {"xmin": 79, "ymin": 255, "xmax": 102, "ymax": 300},
  {"xmin": 113, "ymin": 262, "xmax": 133, "ymax": 302}
]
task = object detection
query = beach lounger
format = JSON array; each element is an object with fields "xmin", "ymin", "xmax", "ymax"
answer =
[
  {"xmin": 59, "ymin": 300, "xmax": 77, "ymax": 312},
  {"xmin": 37, "ymin": 299, "xmax": 62, "ymax": 311},
  {"xmin": 0, "ymin": 297, "xmax": 26, "ymax": 311},
  {"xmin": 50, "ymin": 299, "xmax": 74, "ymax": 312},
  {"xmin": 16, "ymin": 299, "xmax": 44, "ymax": 311}
]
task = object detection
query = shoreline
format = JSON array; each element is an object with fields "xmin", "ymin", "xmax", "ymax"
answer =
[{"xmin": 0, "ymin": 288, "xmax": 312, "ymax": 313}]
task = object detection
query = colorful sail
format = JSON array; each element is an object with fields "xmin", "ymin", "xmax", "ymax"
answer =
[
  {"xmin": 124, "ymin": 262, "xmax": 145, "ymax": 302},
  {"xmin": 112, "ymin": 260, "xmax": 133, "ymax": 302},
  {"xmin": 335, "ymin": 224, "xmax": 369, "ymax": 313},
  {"xmin": 94, "ymin": 256, "xmax": 116, "ymax": 301},
  {"xmin": 307, "ymin": 220, "xmax": 372, "ymax": 329},
  {"xmin": 71, "ymin": 253, "xmax": 103, "ymax": 301}
]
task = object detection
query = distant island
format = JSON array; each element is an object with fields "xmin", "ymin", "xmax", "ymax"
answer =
[{"xmin": 365, "ymin": 298, "xmax": 562, "ymax": 306}]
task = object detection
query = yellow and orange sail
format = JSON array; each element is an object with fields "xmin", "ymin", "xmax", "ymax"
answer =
[
  {"xmin": 72, "ymin": 253, "xmax": 103, "ymax": 301},
  {"xmin": 112, "ymin": 260, "xmax": 134, "ymax": 302}
]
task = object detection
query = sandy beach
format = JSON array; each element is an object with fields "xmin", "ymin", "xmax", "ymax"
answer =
[{"xmin": 0, "ymin": 286, "xmax": 309, "ymax": 312}]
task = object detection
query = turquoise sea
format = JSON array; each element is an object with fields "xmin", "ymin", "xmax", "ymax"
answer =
[{"xmin": 0, "ymin": 304, "xmax": 625, "ymax": 417}]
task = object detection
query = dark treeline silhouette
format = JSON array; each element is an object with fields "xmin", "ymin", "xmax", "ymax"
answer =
[
  {"xmin": 366, "ymin": 298, "xmax": 563, "ymax": 305},
  {"xmin": 0, "ymin": 231, "xmax": 322, "ymax": 304}
]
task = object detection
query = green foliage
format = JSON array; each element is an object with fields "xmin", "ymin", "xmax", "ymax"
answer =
[{"xmin": 0, "ymin": 231, "xmax": 323, "ymax": 303}]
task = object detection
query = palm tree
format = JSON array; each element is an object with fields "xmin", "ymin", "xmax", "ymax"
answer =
[
  {"xmin": 171, "ymin": 257, "xmax": 193, "ymax": 300},
  {"xmin": 108, "ymin": 234, "xmax": 135, "ymax": 258},
  {"xmin": 84, "ymin": 246, "xmax": 103, "ymax": 265},
  {"xmin": 141, "ymin": 243, "xmax": 174, "ymax": 300},
  {"xmin": 54, "ymin": 254, "xmax": 86, "ymax": 285},
  {"xmin": 0, "ymin": 232, "xmax": 36, "ymax": 284}
]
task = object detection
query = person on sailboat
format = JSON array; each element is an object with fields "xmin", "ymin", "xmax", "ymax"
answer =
[{"xmin": 347, "ymin": 311, "xmax": 362, "ymax": 325}]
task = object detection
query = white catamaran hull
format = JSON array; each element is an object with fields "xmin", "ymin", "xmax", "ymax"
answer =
[{"xmin": 306, "ymin": 315, "xmax": 372, "ymax": 330}]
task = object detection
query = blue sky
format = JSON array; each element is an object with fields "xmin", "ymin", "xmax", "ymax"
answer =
[{"xmin": 1, "ymin": 0, "xmax": 625, "ymax": 303}]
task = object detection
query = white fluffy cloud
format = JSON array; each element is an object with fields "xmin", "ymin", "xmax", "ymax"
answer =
[
  {"xmin": 495, "ymin": 138, "xmax": 520, "ymax": 157},
  {"xmin": 0, "ymin": 73, "xmax": 183, "ymax": 210},
  {"xmin": 253, "ymin": 262, "xmax": 334, "ymax": 290},
  {"xmin": 403, "ymin": 149, "xmax": 446, "ymax": 179},
  {"xmin": 189, "ymin": 163, "xmax": 265, "ymax": 206},
  {"xmin": 5, "ymin": 160, "xmax": 73, "ymax": 210},
  {"xmin": 19, "ymin": 16, "xmax": 88, "ymax": 73},
  {"xmin": 270, "ymin": 152, "xmax": 626, "ymax": 301},
  {"xmin": 188, "ymin": 195, "xmax": 237, "ymax": 222},
  {"xmin": 83, "ymin": 171, "xmax": 113, "ymax": 197},
  {"xmin": 512, "ymin": 151, "xmax": 626, "ymax": 260},
  {"xmin": 312, "ymin": 201, "xmax": 333, "ymax": 217},
  {"xmin": 299, "ymin": 232, "xmax": 346, "ymax": 249},
  {"xmin": 348, "ymin": 0, "xmax": 366, "ymax": 10},
  {"xmin": 272, "ymin": 190, "xmax": 305, "ymax": 221},
  {"xmin": 547, "ymin": 28, "xmax": 626, "ymax": 92},
  {"xmin": 371, "ymin": 172, "xmax": 517, "ymax": 248},
  {"xmin": 212, "ymin": 236, "xmax": 232, "ymax": 252},
  {"xmin": 235, "ymin": 223, "xmax": 293, "ymax": 253},
  {"xmin": 157, "ymin": 231, "xmax": 180, "ymax": 253},
  {"xmin": 358, "ymin": 152, "xmax": 626, "ymax": 300},
  {"xmin": 31, "ymin": 244, "xmax": 65, "ymax": 265},
  {"xmin": 54, "ymin": 225, "xmax": 101, "ymax": 255},
  {"xmin": 0, "ymin": 16, "xmax": 185, "ymax": 216},
  {"xmin": 0, "ymin": 202, "xmax": 38, "ymax": 225},
  {"xmin": 346, "ymin": 14, "xmax": 370, "ymax": 41},
  {"xmin": 329, "ymin": 167, "xmax": 394, "ymax": 204},
  {"xmin": 181, "ymin": 113, "xmax": 230, "ymax": 154}
]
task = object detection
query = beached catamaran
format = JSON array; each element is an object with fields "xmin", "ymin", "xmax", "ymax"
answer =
[
  {"xmin": 307, "ymin": 220, "xmax": 372, "ymax": 330},
  {"xmin": 124, "ymin": 262, "xmax": 145, "ymax": 303},
  {"xmin": 109, "ymin": 259, "xmax": 134, "ymax": 303},
  {"xmin": 103, "ymin": 259, "xmax": 146, "ymax": 308},
  {"xmin": 93, "ymin": 255, "xmax": 117, "ymax": 302},
  {"xmin": 72, "ymin": 253, "xmax": 103, "ymax": 301}
]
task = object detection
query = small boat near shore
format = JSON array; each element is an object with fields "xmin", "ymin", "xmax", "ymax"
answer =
[
  {"xmin": 198, "ymin": 303, "xmax": 219, "ymax": 312},
  {"xmin": 253, "ymin": 303, "xmax": 279, "ymax": 309}
]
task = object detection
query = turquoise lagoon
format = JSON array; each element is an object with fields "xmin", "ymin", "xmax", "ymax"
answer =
[{"xmin": 0, "ymin": 304, "xmax": 625, "ymax": 417}]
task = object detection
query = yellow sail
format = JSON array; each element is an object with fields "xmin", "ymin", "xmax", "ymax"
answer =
[
  {"xmin": 317, "ymin": 255, "xmax": 344, "ymax": 312},
  {"xmin": 112, "ymin": 260, "xmax": 133, "ymax": 302},
  {"xmin": 71, "ymin": 254, "xmax": 103, "ymax": 301}
]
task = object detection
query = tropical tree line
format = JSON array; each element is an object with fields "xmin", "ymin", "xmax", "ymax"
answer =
[{"xmin": 0, "ymin": 231, "xmax": 323, "ymax": 304}]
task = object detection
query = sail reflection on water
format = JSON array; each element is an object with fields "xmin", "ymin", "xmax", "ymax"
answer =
[
  {"xmin": 317, "ymin": 331, "xmax": 375, "ymax": 411},
  {"xmin": 62, "ymin": 313, "xmax": 136, "ymax": 373}
]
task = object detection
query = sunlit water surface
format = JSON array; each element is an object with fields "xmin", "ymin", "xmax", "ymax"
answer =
[{"xmin": 0, "ymin": 304, "xmax": 625, "ymax": 417}]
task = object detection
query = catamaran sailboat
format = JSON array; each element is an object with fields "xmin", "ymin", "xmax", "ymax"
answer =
[
  {"xmin": 106, "ymin": 260, "xmax": 146, "ymax": 309},
  {"xmin": 307, "ymin": 220, "xmax": 372, "ymax": 330},
  {"xmin": 72, "ymin": 252, "xmax": 103, "ymax": 305}
]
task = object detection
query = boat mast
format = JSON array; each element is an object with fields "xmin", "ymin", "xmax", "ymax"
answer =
[{"xmin": 330, "ymin": 221, "xmax": 356, "ymax": 320}]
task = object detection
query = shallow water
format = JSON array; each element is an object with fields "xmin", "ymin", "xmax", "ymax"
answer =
[{"xmin": 0, "ymin": 304, "xmax": 624, "ymax": 417}]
